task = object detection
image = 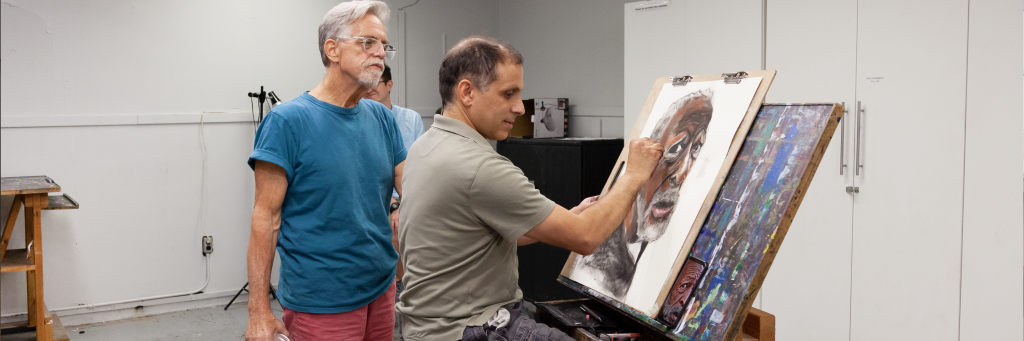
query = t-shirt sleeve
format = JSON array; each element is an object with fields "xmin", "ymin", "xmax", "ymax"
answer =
[
  {"xmin": 412, "ymin": 112, "xmax": 425, "ymax": 140},
  {"xmin": 248, "ymin": 113, "xmax": 296, "ymax": 182},
  {"xmin": 469, "ymin": 156, "xmax": 556, "ymax": 240}
]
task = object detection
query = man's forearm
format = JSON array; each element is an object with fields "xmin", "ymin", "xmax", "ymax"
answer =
[
  {"xmin": 247, "ymin": 208, "xmax": 278, "ymax": 314},
  {"xmin": 573, "ymin": 173, "xmax": 646, "ymax": 248},
  {"xmin": 394, "ymin": 161, "xmax": 404, "ymax": 198}
]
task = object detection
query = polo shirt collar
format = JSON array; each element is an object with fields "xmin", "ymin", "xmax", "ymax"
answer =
[{"xmin": 431, "ymin": 115, "xmax": 492, "ymax": 149}]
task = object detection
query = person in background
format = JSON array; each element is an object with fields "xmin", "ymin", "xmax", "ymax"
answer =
[
  {"xmin": 245, "ymin": 1, "xmax": 405, "ymax": 340},
  {"xmin": 364, "ymin": 62, "xmax": 423, "ymax": 341}
]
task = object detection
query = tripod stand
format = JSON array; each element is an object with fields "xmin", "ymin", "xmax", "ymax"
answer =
[{"xmin": 224, "ymin": 282, "xmax": 278, "ymax": 310}]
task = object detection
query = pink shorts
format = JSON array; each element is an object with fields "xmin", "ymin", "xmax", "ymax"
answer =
[{"xmin": 282, "ymin": 281, "xmax": 396, "ymax": 341}]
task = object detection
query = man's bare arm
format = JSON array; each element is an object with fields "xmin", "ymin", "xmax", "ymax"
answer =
[
  {"xmin": 246, "ymin": 161, "xmax": 289, "ymax": 341},
  {"xmin": 518, "ymin": 195, "xmax": 598, "ymax": 246},
  {"xmin": 392, "ymin": 160, "xmax": 405, "ymax": 280},
  {"xmin": 394, "ymin": 160, "xmax": 404, "ymax": 198},
  {"xmin": 524, "ymin": 139, "xmax": 663, "ymax": 255}
]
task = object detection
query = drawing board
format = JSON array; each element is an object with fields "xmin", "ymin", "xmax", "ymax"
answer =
[
  {"xmin": 566, "ymin": 73, "xmax": 768, "ymax": 315},
  {"xmin": 561, "ymin": 71, "xmax": 774, "ymax": 312}
]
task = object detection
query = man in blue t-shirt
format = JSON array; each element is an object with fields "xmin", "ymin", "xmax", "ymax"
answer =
[{"xmin": 244, "ymin": 1, "xmax": 405, "ymax": 341}]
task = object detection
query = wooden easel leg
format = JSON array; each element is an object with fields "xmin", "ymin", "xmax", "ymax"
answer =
[
  {"xmin": 1, "ymin": 195, "xmax": 23, "ymax": 259},
  {"xmin": 25, "ymin": 194, "xmax": 48, "ymax": 341}
]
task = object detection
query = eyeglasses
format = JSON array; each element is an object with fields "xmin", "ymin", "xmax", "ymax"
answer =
[{"xmin": 337, "ymin": 36, "xmax": 396, "ymax": 59}]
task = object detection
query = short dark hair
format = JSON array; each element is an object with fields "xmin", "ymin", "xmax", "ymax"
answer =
[
  {"xmin": 438, "ymin": 36, "xmax": 523, "ymax": 107},
  {"xmin": 381, "ymin": 63, "xmax": 392, "ymax": 83}
]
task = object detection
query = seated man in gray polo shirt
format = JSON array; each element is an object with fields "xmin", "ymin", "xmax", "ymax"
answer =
[{"xmin": 396, "ymin": 36, "xmax": 664, "ymax": 341}]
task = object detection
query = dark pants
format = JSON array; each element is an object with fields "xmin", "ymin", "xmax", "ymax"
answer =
[{"xmin": 461, "ymin": 301, "xmax": 574, "ymax": 341}]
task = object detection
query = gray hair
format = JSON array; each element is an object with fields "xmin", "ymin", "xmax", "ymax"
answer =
[{"xmin": 318, "ymin": 0, "xmax": 391, "ymax": 67}]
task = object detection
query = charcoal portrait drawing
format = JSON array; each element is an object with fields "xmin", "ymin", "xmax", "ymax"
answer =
[{"xmin": 574, "ymin": 90, "xmax": 714, "ymax": 298}]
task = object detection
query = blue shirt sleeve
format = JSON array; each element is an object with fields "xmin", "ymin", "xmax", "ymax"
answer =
[
  {"xmin": 412, "ymin": 112, "xmax": 425, "ymax": 141},
  {"xmin": 248, "ymin": 112, "xmax": 296, "ymax": 182}
]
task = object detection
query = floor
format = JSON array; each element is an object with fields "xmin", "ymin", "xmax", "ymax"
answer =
[
  {"xmin": 3, "ymin": 301, "xmax": 284, "ymax": 341},
  {"xmin": 3, "ymin": 300, "xmax": 532, "ymax": 340}
]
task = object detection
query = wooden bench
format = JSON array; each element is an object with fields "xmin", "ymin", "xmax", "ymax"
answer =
[{"xmin": 1, "ymin": 176, "xmax": 77, "ymax": 341}]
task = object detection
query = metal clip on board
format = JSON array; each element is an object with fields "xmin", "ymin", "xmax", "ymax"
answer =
[
  {"xmin": 670, "ymin": 75, "xmax": 692, "ymax": 86},
  {"xmin": 722, "ymin": 71, "xmax": 748, "ymax": 84}
]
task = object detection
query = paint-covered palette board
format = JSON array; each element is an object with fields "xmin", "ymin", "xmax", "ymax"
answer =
[
  {"xmin": 560, "ymin": 103, "xmax": 842, "ymax": 340},
  {"xmin": 669, "ymin": 103, "xmax": 842, "ymax": 340}
]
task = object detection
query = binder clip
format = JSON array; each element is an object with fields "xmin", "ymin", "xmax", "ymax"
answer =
[
  {"xmin": 670, "ymin": 75, "xmax": 692, "ymax": 86},
  {"xmin": 722, "ymin": 71, "xmax": 748, "ymax": 84}
]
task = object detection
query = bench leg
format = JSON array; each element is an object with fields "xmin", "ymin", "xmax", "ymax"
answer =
[{"xmin": 25, "ymin": 195, "xmax": 49, "ymax": 341}]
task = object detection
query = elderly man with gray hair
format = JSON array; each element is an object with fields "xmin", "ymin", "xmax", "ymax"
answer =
[{"xmin": 245, "ymin": 1, "xmax": 405, "ymax": 340}]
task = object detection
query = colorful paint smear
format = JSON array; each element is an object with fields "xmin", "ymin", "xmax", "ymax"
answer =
[{"xmin": 671, "ymin": 104, "xmax": 836, "ymax": 340}]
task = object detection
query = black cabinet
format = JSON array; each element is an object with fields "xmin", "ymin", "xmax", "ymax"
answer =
[{"xmin": 496, "ymin": 137, "xmax": 624, "ymax": 302}]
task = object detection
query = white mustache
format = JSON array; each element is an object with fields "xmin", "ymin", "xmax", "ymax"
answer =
[{"xmin": 363, "ymin": 59, "xmax": 384, "ymax": 69}]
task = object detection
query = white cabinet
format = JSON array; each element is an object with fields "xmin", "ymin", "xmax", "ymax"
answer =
[
  {"xmin": 626, "ymin": 1, "xmax": 1022, "ymax": 340},
  {"xmin": 758, "ymin": 0, "xmax": 1024, "ymax": 340},
  {"xmin": 758, "ymin": 0, "xmax": 857, "ymax": 339},
  {"xmin": 850, "ymin": 1, "xmax": 968, "ymax": 340}
]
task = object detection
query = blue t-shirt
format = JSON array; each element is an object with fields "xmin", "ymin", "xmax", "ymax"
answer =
[{"xmin": 247, "ymin": 93, "xmax": 407, "ymax": 314}]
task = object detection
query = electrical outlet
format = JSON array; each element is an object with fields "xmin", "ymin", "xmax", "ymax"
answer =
[{"xmin": 202, "ymin": 236, "xmax": 213, "ymax": 255}]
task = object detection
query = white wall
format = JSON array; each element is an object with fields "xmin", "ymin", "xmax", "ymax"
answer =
[
  {"xmin": 392, "ymin": 0, "xmax": 500, "ymax": 128},
  {"xmin": 0, "ymin": 0, "xmax": 335, "ymax": 118},
  {"xmin": 0, "ymin": 0, "xmax": 498, "ymax": 323},
  {"xmin": 0, "ymin": 123, "xmax": 258, "ymax": 321},
  {"xmin": 0, "ymin": 0, "xmax": 344, "ymax": 321},
  {"xmin": 498, "ymin": 0, "xmax": 627, "ymax": 138},
  {"xmin": 622, "ymin": 0, "xmax": 764, "ymax": 139}
]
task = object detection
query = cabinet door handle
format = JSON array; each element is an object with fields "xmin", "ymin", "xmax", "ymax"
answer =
[
  {"xmin": 856, "ymin": 101, "xmax": 863, "ymax": 176},
  {"xmin": 840, "ymin": 102, "xmax": 847, "ymax": 175}
]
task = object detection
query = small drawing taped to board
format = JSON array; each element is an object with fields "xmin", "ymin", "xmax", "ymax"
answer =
[{"xmin": 657, "ymin": 257, "xmax": 707, "ymax": 328}]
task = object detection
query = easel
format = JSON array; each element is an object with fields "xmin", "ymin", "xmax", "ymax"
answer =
[
  {"xmin": 556, "ymin": 72, "xmax": 842, "ymax": 340},
  {"xmin": 1, "ymin": 176, "xmax": 78, "ymax": 341}
]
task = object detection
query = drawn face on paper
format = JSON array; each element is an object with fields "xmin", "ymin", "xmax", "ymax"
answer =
[
  {"xmin": 660, "ymin": 258, "xmax": 707, "ymax": 326},
  {"xmin": 626, "ymin": 91, "xmax": 713, "ymax": 243}
]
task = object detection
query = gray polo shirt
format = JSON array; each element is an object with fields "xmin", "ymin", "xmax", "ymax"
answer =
[{"xmin": 397, "ymin": 115, "xmax": 556, "ymax": 340}]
